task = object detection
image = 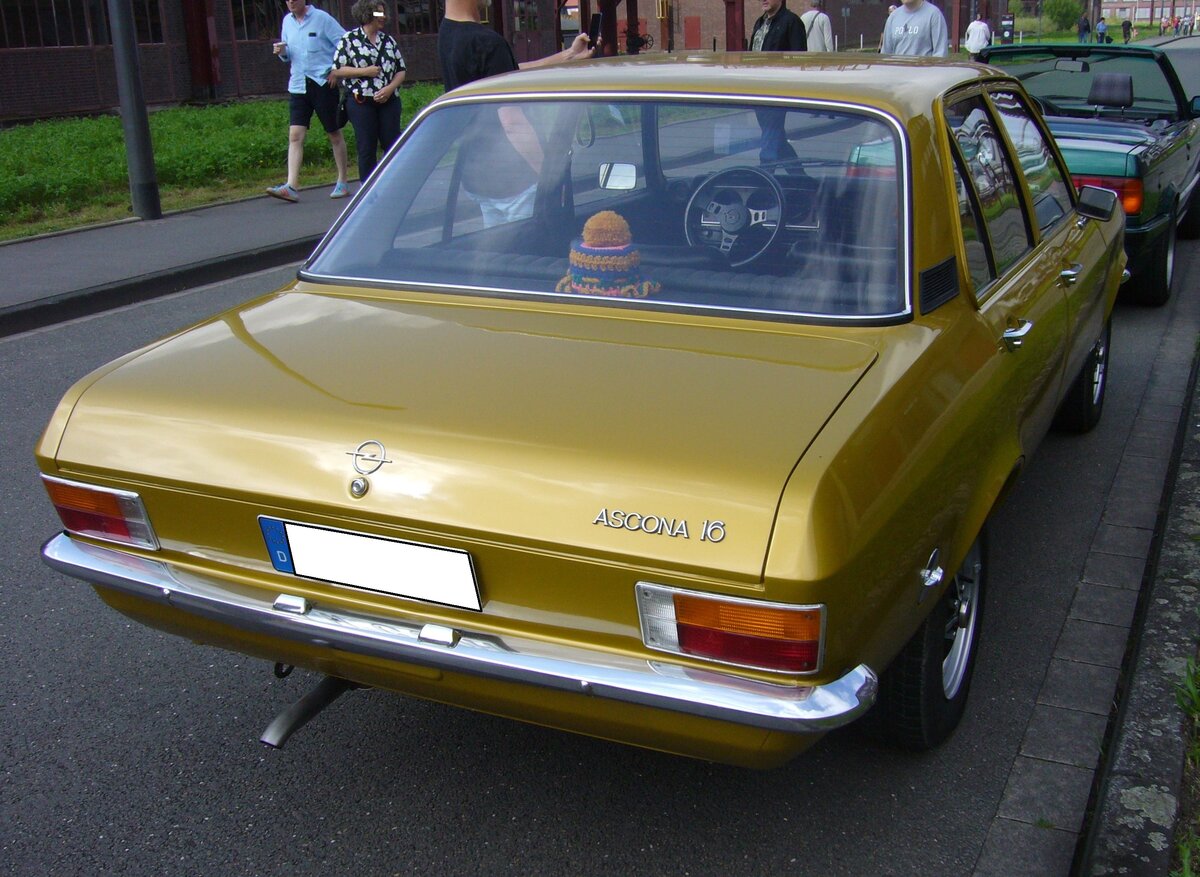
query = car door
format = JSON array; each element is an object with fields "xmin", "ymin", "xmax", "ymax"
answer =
[
  {"xmin": 944, "ymin": 90, "xmax": 1070, "ymax": 454},
  {"xmin": 986, "ymin": 87, "xmax": 1112, "ymax": 383}
]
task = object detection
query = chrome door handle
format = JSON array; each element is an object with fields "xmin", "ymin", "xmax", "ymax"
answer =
[
  {"xmin": 1002, "ymin": 320, "xmax": 1033, "ymax": 351},
  {"xmin": 1060, "ymin": 264, "xmax": 1083, "ymax": 285}
]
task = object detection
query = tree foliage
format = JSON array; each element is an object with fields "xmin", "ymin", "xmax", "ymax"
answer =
[{"xmin": 1044, "ymin": 0, "xmax": 1085, "ymax": 32}]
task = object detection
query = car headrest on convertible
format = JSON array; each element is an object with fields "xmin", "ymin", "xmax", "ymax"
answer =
[{"xmin": 1088, "ymin": 72, "xmax": 1134, "ymax": 109}]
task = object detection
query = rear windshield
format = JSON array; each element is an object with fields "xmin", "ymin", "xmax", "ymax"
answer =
[
  {"xmin": 990, "ymin": 51, "xmax": 1180, "ymax": 120},
  {"xmin": 306, "ymin": 97, "xmax": 908, "ymax": 321}
]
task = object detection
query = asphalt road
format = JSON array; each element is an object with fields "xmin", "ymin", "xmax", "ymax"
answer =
[{"xmin": 0, "ymin": 253, "xmax": 1194, "ymax": 877}]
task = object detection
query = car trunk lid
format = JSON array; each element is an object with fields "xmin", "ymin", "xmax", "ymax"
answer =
[{"xmin": 49, "ymin": 286, "xmax": 878, "ymax": 580}]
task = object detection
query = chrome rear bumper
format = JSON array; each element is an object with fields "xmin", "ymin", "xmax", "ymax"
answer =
[{"xmin": 42, "ymin": 533, "xmax": 877, "ymax": 734}]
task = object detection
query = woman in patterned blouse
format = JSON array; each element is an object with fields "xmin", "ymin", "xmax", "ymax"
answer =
[{"xmin": 334, "ymin": 0, "xmax": 407, "ymax": 183}]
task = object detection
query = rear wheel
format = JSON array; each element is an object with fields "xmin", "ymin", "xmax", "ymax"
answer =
[
  {"xmin": 1179, "ymin": 189, "xmax": 1200, "ymax": 239},
  {"xmin": 875, "ymin": 530, "xmax": 986, "ymax": 750},
  {"xmin": 1053, "ymin": 318, "xmax": 1110, "ymax": 433},
  {"xmin": 1129, "ymin": 211, "xmax": 1176, "ymax": 306}
]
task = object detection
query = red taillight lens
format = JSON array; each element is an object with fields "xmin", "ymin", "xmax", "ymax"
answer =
[
  {"xmin": 42, "ymin": 476, "xmax": 158, "ymax": 550},
  {"xmin": 676, "ymin": 625, "xmax": 821, "ymax": 672},
  {"xmin": 637, "ymin": 584, "xmax": 824, "ymax": 674},
  {"xmin": 1073, "ymin": 174, "xmax": 1144, "ymax": 215}
]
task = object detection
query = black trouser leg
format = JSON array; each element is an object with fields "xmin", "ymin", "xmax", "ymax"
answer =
[
  {"xmin": 347, "ymin": 98, "xmax": 380, "ymax": 182},
  {"xmin": 377, "ymin": 97, "xmax": 402, "ymax": 158}
]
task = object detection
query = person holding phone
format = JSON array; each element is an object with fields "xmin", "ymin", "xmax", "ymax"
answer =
[
  {"xmin": 438, "ymin": 0, "xmax": 595, "ymax": 92},
  {"xmin": 437, "ymin": 0, "xmax": 596, "ymax": 226},
  {"xmin": 267, "ymin": 0, "xmax": 350, "ymax": 203}
]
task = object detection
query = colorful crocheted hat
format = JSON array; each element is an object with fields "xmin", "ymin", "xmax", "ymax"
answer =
[{"xmin": 557, "ymin": 211, "xmax": 660, "ymax": 298}]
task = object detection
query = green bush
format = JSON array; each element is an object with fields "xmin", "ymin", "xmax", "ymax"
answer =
[{"xmin": 1044, "ymin": 0, "xmax": 1084, "ymax": 32}]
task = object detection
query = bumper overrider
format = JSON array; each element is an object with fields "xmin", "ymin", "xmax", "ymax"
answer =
[{"xmin": 42, "ymin": 533, "xmax": 877, "ymax": 740}]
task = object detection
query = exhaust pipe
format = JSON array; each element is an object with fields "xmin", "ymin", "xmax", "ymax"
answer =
[{"xmin": 260, "ymin": 675, "xmax": 356, "ymax": 749}]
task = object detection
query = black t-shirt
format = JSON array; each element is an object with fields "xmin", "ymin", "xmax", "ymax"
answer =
[
  {"xmin": 437, "ymin": 18, "xmax": 534, "ymax": 200},
  {"xmin": 438, "ymin": 18, "xmax": 518, "ymax": 91}
]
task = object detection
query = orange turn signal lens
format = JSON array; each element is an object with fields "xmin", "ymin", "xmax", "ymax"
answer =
[
  {"xmin": 637, "ymin": 583, "xmax": 824, "ymax": 674},
  {"xmin": 42, "ymin": 475, "xmax": 158, "ymax": 550},
  {"xmin": 673, "ymin": 594, "xmax": 823, "ymax": 642}
]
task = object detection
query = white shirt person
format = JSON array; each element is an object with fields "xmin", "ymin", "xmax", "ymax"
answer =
[{"xmin": 964, "ymin": 14, "xmax": 991, "ymax": 60}]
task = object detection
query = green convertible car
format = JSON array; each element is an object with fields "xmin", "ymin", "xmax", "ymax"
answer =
[{"xmin": 982, "ymin": 43, "xmax": 1200, "ymax": 304}]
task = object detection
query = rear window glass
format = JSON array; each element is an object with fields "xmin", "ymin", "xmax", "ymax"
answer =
[
  {"xmin": 306, "ymin": 98, "xmax": 908, "ymax": 321},
  {"xmin": 989, "ymin": 51, "xmax": 1179, "ymax": 120}
]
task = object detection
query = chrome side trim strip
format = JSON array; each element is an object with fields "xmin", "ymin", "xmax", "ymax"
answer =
[{"xmin": 42, "ymin": 534, "xmax": 877, "ymax": 734}]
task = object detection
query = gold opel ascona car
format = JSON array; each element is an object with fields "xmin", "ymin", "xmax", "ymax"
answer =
[{"xmin": 37, "ymin": 56, "xmax": 1126, "ymax": 768}]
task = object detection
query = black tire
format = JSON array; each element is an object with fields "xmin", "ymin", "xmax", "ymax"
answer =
[
  {"xmin": 1179, "ymin": 189, "xmax": 1200, "ymax": 240},
  {"xmin": 1053, "ymin": 318, "xmax": 1110, "ymax": 434},
  {"xmin": 1128, "ymin": 211, "xmax": 1176, "ymax": 306},
  {"xmin": 875, "ymin": 530, "xmax": 987, "ymax": 750}
]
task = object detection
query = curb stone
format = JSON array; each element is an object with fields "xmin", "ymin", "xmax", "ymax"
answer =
[{"xmin": 1081, "ymin": 334, "xmax": 1200, "ymax": 873}]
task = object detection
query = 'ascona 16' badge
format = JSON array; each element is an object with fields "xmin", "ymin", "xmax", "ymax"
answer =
[{"xmin": 592, "ymin": 508, "xmax": 726, "ymax": 543}]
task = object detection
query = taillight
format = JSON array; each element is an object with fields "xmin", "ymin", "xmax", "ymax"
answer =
[
  {"xmin": 637, "ymin": 583, "xmax": 824, "ymax": 674},
  {"xmin": 1073, "ymin": 174, "xmax": 1144, "ymax": 215},
  {"xmin": 42, "ymin": 475, "xmax": 158, "ymax": 550}
]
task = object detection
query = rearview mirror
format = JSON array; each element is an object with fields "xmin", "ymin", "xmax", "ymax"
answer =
[
  {"xmin": 1190, "ymin": 96, "xmax": 1200, "ymax": 118},
  {"xmin": 599, "ymin": 163, "xmax": 637, "ymax": 190},
  {"xmin": 1053, "ymin": 59, "xmax": 1090, "ymax": 73},
  {"xmin": 1077, "ymin": 185, "xmax": 1119, "ymax": 221}
]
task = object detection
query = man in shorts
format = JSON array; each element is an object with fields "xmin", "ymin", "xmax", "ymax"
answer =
[{"xmin": 267, "ymin": 0, "xmax": 350, "ymax": 203}]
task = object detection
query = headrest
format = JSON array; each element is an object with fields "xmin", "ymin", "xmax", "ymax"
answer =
[{"xmin": 1088, "ymin": 72, "xmax": 1134, "ymax": 109}]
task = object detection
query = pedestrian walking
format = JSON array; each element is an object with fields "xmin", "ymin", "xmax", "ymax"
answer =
[
  {"xmin": 334, "ymin": 1, "xmax": 406, "ymax": 184},
  {"xmin": 1078, "ymin": 14, "xmax": 1091, "ymax": 42},
  {"xmin": 882, "ymin": 0, "xmax": 948, "ymax": 57},
  {"xmin": 1122, "ymin": 19, "xmax": 1132, "ymax": 42},
  {"xmin": 964, "ymin": 13, "xmax": 991, "ymax": 61},
  {"xmin": 800, "ymin": 0, "xmax": 834, "ymax": 51},
  {"xmin": 749, "ymin": 0, "xmax": 808, "ymax": 52},
  {"xmin": 267, "ymin": 0, "xmax": 350, "ymax": 203},
  {"xmin": 1096, "ymin": 16, "xmax": 1108, "ymax": 43},
  {"xmin": 748, "ymin": 0, "xmax": 808, "ymax": 163}
]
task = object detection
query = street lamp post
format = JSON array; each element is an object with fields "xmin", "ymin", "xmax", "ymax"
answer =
[{"xmin": 107, "ymin": 0, "xmax": 161, "ymax": 220}]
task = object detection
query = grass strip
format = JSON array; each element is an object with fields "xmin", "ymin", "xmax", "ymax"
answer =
[{"xmin": 0, "ymin": 82, "xmax": 443, "ymax": 242}]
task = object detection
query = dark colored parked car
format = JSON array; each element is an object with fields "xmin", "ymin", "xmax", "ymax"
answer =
[{"xmin": 982, "ymin": 43, "xmax": 1200, "ymax": 304}]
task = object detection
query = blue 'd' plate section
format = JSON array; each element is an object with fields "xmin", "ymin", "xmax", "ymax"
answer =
[{"xmin": 259, "ymin": 517, "xmax": 295, "ymax": 575}]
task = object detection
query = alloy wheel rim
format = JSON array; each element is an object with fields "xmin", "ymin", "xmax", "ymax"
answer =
[
  {"xmin": 1090, "ymin": 332, "xmax": 1108, "ymax": 406},
  {"xmin": 1166, "ymin": 221, "xmax": 1177, "ymax": 289},
  {"xmin": 942, "ymin": 539, "xmax": 982, "ymax": 699}
]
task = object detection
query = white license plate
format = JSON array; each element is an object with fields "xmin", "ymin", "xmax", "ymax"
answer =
[{"xmin": 259, "ymin": 517, "xmax": 481, "ymax": 611}]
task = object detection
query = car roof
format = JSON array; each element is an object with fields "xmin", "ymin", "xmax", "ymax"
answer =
[{"xmin": 441, "ymin": 53, "xmax": 1006, "ymax": 124}]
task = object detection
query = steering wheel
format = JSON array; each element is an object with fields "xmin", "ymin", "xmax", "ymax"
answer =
[{"xmin": 684, "ymin": 167, "xmax": 785, "ymax": 267}]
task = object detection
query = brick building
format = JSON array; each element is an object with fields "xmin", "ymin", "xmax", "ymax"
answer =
[{"xmin": 1, "ymin": 0, "xmax": 1002, "ymax": 123}]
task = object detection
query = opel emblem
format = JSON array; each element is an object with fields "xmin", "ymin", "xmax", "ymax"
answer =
[{"xmin": 347, "ymin": 440, "xmax": 392, "ymax": 476}]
